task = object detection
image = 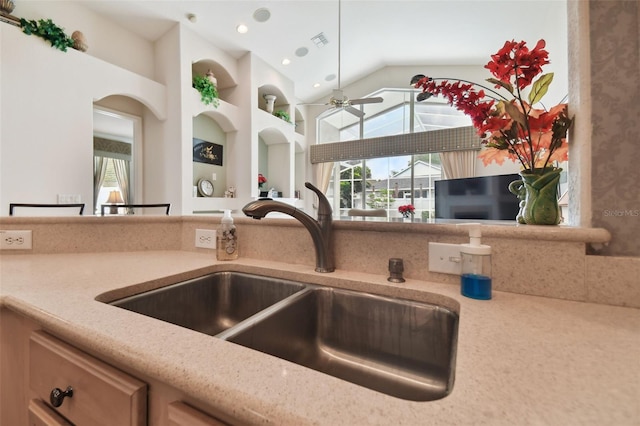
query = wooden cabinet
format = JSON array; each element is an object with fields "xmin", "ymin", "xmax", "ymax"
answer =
[
  {"xmin": 1, "ymin": 308, "xmax": 237, "ymax": 426},
  {"xmin": 27, "ymin": 399, "xmax": 73, "ymax": 426},
  {"xmin": 29, "ymin": 331, "xmax": 147, "ymax": 426},
  {"xmin": 167, "ymin": 401, "xmax": 228, "ymax": 426}
]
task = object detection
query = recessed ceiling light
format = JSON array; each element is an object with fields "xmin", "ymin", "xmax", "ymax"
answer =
[
  {"xmin": 236, "ymin": 24, "xmax": 248, "ymax": 34},
  {"xmin": 313, "ymin": 82, "xmax": 321, "ymax": 88},
  {"xmin": 281, "ymin": 58, "xmax": 291, "ymax": 65},
  {"xmin": 325, "ymin": 74, "xmax": 336, "ymax": 82},
  {"xmin": 253, "ymin": 8, "xmax": 271, "ymax": 23},
  {"xmin": 295, "ymin": 47, "xmax": 309, "ymax": 57}
]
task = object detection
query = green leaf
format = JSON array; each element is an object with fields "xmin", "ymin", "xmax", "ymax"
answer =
[
  {"xmin": 502, "ymin": 100, "xmax": 528, "ymax": 127},
  {"xmin": 486, "ymin": 78, "xmax": 513, "ymax": 94},
  {"xmin": 528, "ymin": 73, "xmax": 554, "ymax": 105}
]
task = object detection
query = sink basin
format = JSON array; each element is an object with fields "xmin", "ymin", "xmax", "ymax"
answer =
[
  {"xmin": 110, "ymin": 272, "xmax": 306, "ymax": 336},
  {"xmin": 108, "ymin": 272, "xmax": 458, "ymax": 401},
  {"xmin": 223, "ymin": 287, "xmax": 458, "ymax": 401}
]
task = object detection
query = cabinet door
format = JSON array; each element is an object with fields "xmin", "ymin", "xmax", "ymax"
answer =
[
  {"xmin": 28, "ymin": 399, "xmax": 73, "ymax": 426},
  {"xmin": 29, "ymin": 331, "xmax": 147, "ymax": 426}
]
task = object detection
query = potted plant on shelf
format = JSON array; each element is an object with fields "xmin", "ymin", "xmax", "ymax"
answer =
[
  {"xmin": 258, "ymin": 173, "xmax": 267, "ymax": 188},
  {"xmin": 192, "ymin": 74, "xmax": 220, "ymax": 107},
  {"xmin": 411, "ymin": 39, "xmax": 573, "ymax": 225},
  {"xmin": 273, "ymin": 109, "xmax": 292, "ymax": 123},
  {"xmin": 19, "ymin": 18, "xmax": 75, "ymax": 51}
]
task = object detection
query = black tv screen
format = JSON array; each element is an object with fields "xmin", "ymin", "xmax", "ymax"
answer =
[{"xmin": 435, "ymin": 174, "xmax": 520, "ymax": 220}]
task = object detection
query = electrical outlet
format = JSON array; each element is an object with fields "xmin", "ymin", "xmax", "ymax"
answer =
[
  {"xmin": 0, "ymin": 230, "xmax": 33, "ymax": 250},
  {"xmin": 195, "ymin": 229, "xmax": 216, "ymax": 249},
  {"xmin": 57, "ymin": 194, "xmax": 82, "ymax": 203},
  {"xmin": 428, "ymin": 242, "xmax": 461, "ymax": 275}
]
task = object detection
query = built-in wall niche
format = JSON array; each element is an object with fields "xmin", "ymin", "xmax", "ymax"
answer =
[
  {"xmin": 258, "ymin": 128, "xmax": 291, "ymax": 197},
  {"xmin": 294, "ymin": 142, "xmax": 305, "ymax": 199},
  {"xmin": 257, "ymin": 84, "xmax": 290, "ymax": 120},
  {"xmin": 294, "ymin": 106, "xmax": 305, "ymax": 136},
  {"xmin": 191, "ymin": 60, "xmax": 236, "ymax": 105},
  {"xmin": 193, "ymin": 114, "xmax": 228, "ymax": 198}
]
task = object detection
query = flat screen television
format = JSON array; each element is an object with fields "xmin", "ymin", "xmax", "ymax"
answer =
[{"xmin": 435, "ymin": 174, "xmax": 520, "ymax": 220}]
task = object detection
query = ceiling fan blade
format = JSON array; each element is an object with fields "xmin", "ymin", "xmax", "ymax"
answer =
[
  {"xmin": 345, "ymin": 106, "xmax": 365, "ymax": 117},
  {"xmin": 350, "ymin": 97, "xmax": 384, "ymax": 105}
]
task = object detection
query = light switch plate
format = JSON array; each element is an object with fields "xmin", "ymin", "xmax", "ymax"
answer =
[{"xmin": 428, "ymin": 242, "xmax": 461, "ymax": 275}]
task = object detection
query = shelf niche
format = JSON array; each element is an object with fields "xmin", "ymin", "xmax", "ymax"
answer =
[
  {"xmin": 191, "ymin": 60, "xmax": 236, "ymax": 106},
  {"xmin": 294, "ymin": 106, "xmax": 305, "ymax": 136},
  {"xmin": 257, "ymin": 84, "xmax": 290, "ymax": 119},
  {"xmin": 192, "ymin": 114, "xmax": 229, "ymax": 199},
  {"xmin": 258, "ymin": 127, "xmax": 291, "ymax": 198}
]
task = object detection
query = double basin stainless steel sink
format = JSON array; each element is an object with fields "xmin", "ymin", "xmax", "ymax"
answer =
[{"xmin": 108, "ymin": 271, "xmax": 458, "ymax": 401}]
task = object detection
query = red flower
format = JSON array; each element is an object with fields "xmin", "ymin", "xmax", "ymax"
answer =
[
  {"xmin": 258, "ymin": 174, "xmax": 267, "ymax": 186},
  {"xmin": 485, "ymin": 39, "xmax": 549, "ymax": 90},
  {"xmin": 412, "ymin": 39, "xmax": 572, "ymax": 172},
  {"xmin": 398, "ymin": 204, "xmax": 415, "ymax": 217}
]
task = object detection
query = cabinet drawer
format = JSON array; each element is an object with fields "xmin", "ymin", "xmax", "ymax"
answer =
[
  {"xmin": 29, "ymin": 331, "xmax": 147, "ymax": 426},
  {"xmin": 28, "ymin": 399, "xmax": 73, "ymax": 426}
]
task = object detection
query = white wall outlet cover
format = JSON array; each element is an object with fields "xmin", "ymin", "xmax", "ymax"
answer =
[
  {"xmin": 57, "ymin": 194, "xmax": 82, "ymax": 203},
  {"xmin": 428, "ymin": 242, "xmax": 461, "ymax": 275},
  {"xmin": 195, "ymin": 229, "xmax": 216, "ymax": 249},
  {"xmin": 0, "ymin": 230, "xmax": 33, "ymax": 250}
]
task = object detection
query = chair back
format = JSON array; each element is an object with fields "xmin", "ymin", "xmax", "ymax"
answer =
[
  {"xmin": 100, "ymin": 203, "xmax": 171, "ymax": 216},
  {"xmin": 9, "ymin": 203, "xmax": 85, "ymax": 216}
]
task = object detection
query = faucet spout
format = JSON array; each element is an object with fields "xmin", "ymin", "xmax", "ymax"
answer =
[{"xmin": 242, "ymin": 182, "xmax": 334, "ymax": 273}]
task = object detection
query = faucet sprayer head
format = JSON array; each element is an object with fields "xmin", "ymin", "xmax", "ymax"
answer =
[{"xmin": 242, "ymin": 199, "xmax": 297, "ymax": 219}]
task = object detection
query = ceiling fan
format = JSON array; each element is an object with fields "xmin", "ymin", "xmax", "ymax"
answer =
[{"xmin": 305, "ymin": 0, "xmax": 383, "ymax": 117}]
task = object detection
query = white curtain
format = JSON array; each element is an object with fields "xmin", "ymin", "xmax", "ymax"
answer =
[
  {"xmin": 112, "ymin": 159, "xmax": 131, "ymax": 204},
  {"xmin": 313, "ymin": 162, "xmax": 334, "ymax": 194},
  {"xmin": 93, "ymin": 156, "xmax": 108, "ymax": 213},
  {"xmin": 440, "ymin": 151, "xmax": 477, "ymax": 180}
]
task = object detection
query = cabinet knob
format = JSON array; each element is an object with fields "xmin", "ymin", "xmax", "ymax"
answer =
[{"xmin": 50, "ymin": 386, "xmax": 73, "ymax": 407}]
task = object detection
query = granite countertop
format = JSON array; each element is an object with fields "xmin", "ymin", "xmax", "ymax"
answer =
[{"xmin": 1, "ymin": 251, "xmax": 638, "ymax": 425}]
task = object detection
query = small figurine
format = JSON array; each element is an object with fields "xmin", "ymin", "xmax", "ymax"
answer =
[{"xmin": 224, "ymin": 186, "xmax": 236, "ymax": 198}]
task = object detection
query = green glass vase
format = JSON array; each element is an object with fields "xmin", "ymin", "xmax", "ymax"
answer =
[{"xmin": 508, "ymin": 168, "xmax": 562, "ymax": 225}]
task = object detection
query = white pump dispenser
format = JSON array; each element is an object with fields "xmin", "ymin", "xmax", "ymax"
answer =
[
  {"xmin": 459, "ymin": 223, "xmax": 492, "ymax": 256},
  {"xmin": 217, "ymin": 210, "xmax": 238, "ymax": 260},
  {"xmin": 457, "ymin": 223, "xmax": 492, "ymax": 300}
]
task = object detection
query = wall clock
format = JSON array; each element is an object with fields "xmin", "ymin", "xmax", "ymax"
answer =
[{"xmin": 197, "ymin": 178, "xmax": 214, "ymax": 197}]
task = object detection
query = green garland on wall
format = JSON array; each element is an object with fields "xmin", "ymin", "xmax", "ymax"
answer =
[{"xmin": 19, "ymin": 18, "xmax": 74, "ymax": 51}]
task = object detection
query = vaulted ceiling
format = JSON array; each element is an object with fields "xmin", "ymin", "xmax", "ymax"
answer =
[{"xmin": 76, "ymin": 0, "xmax": 568, "ymax": 103}]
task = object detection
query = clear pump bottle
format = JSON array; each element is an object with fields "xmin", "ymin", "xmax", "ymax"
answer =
[
  {"xmin": 459, "ymin": 224, "xmax": 492, "ymax": 300},
  {"xmin": 217, "ymin": 210, "xmax": 238, "ymax": 260}
]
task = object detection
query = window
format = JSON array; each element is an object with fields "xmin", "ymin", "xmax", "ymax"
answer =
[{"xmin": 318, "ymin": 89, "xmax": 472, "ymax": 221}]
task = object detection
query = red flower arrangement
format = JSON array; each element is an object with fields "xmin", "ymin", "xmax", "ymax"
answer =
[
  {"xmin": 258, "ymin": 173, "xmax": 267, "ymax": 187},
  {"xmin": 411, "ymin": 39, "xmax": 573, "ymax": 173},
  {"xmin": 398, "ymin": 204, "xmax": 415, "ymax": 218}
]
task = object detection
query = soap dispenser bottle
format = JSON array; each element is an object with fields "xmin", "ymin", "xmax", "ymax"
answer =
[
  {"xmin": 217, "ymin": 210, "xmax": 238, "ymax": 261},
  {"xmin": 459, "ymin": 224, "xmax": 492, "ymax": 300}
]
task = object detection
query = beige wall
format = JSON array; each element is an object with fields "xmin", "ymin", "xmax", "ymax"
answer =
[{"xmin": 569, "ymin": 0, "xmax": 640, "ymax": 256}]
